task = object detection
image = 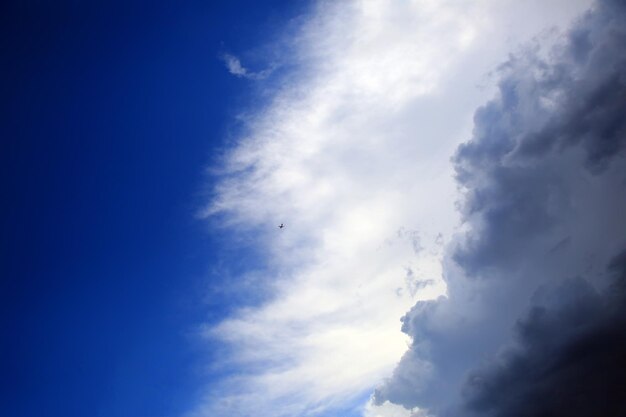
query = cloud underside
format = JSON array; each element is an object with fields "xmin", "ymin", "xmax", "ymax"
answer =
[{"xmin": 375, "ymin": 1, "xmax": 626, "ymax": 416}]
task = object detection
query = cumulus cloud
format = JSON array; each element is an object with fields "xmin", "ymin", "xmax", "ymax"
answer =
[
  {"xmin": 198, "ymin": 1, "xmax": 597, "ymax": 416},
  {"xmin": 375, "ymin": 0, "xmax": 626, "ymax": 415}
]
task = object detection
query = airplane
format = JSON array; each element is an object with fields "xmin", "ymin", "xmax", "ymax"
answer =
[{"xmin": 278, "ymin": 223, "xmax": 285, "ymax": 229}]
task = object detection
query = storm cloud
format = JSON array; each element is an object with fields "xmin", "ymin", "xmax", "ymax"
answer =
[
  {"xmin": 462, "ymin": 259, "xmax": 626, "ymax": 417},
  {"xmin": 375, "ymin": 0, "xmax": 626, "ymax": 415}
]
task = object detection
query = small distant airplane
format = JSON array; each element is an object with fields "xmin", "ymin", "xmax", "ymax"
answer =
[{"xmin": 278, "ymin": 223, "xmax": 285, "ymax": 229}]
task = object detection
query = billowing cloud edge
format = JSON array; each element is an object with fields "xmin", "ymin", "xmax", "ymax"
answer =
[{"xmin": 375, "ymin": 1, "xmax": 626, "ymax": 415}]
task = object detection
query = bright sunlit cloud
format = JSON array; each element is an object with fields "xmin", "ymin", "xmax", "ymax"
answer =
[{"xmin": 197, "ymin": 1, "xmax": 593, "ymax": 416}]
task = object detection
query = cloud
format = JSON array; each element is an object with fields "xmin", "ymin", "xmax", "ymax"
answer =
[
  {"xmin": 221, "ymin": 53, "xmax": 275, "ymax": 80},
  {"xmin": 197, "ymin": 1, "xmax": 596, "ymax": 416},
  {"xmin": 463, "ymin": 265, "xmax": 626, "ymax": 417},
  {"xmin": 375, "ymin": 0, "xmax": 626, "ymax": 415}
]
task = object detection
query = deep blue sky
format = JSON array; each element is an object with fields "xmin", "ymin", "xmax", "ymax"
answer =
[{"xmin": 1, "ymin": 1, "xmax": 306, "ymax": 416}]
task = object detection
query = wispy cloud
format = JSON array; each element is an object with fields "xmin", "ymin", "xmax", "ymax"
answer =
[
  {"xmin": 197, "ymin": 1, "xmax": 594, "ymax": 416},
  {"xmin": 221, "ymin": 53, "xmax": 274, "ymax": 80}
]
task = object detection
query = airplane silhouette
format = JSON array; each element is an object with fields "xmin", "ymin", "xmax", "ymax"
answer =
[{"xmin": 278, "ymin": 223, "xmax": 285, "ymax": 229}]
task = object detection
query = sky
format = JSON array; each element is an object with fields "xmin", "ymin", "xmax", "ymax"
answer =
[{"xmin": 2, "ymin": 1, "xmax": 626, "ymax": 417}]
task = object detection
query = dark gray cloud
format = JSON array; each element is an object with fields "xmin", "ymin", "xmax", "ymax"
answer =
[
  {"xmin": 454, "ymin": 0, "xmax": 626, "ymax": 276},
  {"xmin": 462, "ymin": 258, "xmax": 626, "ymax": 417},
  {"xmin": 376, "ymin": 0, "xmax": 626, "ymax": 415}
]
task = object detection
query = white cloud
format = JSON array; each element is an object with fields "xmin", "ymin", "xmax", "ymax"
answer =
[
  {"xmin": 364, "ymin": 400, "xmax": 415, "ymax": 417},
  {"xmin": 222, "ymin": 53, "xmax": 274, "ymax": 80},
  {"xmin": 197, "ymin": 1, "xmax": 593, "ymax": 416}
]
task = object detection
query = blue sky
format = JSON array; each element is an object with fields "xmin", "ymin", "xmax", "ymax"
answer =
[
  {"xmin": 4, "ymin": 1, "xmax": 626, "ymax": 417},
  {"xmin": 1, "ymin": 1, "xmax": 304, "ymax": 416}
]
